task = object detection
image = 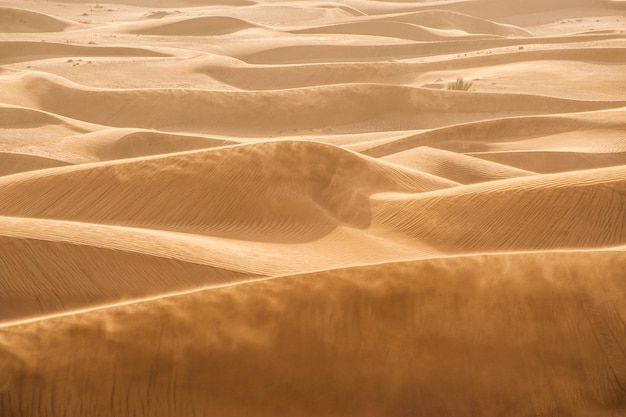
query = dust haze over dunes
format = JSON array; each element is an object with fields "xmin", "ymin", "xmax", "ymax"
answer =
[{"xmin": 0, "ymin": 0, "xmax": 625, "ymax": 415}]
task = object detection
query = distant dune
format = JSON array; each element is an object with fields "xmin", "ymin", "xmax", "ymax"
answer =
[
  {"xmin": 0, "ymin": 42, "xmax": 169, "ymax": 65},
  {"xmin": 0, "ymin": 7, "xmax": 73, "ymax": 33},
  {"xmin": 125, "ymin": 16, "xmax": 260, "ymax": 36},
  {"xmin": 1, "ymin": 0, "xmax": 625, "ymax": 415}
]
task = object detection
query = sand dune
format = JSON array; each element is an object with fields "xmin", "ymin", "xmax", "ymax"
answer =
[
  {"xmin": 1, "ymin": 0, "xmax": 625, "ymax": 415},
  {"xmin": 0, "ymin": 41, "xmax": 170, "ymax": 65},
  {"xmin": 47, "ymin": 0, "xmax": 255, "ymax": 5},
  {"xmin": 125, "ymin": 16, "xmax": 261, "ymax": 36},
  {"xmin": 382, "ymin": 146, "xmax": 535, "ymax": 184},
  {"xmin": 291, "ymin": 20, "xmax": 499, "ymax": 42},
  {"xmin": 380, "ymin": 10, "xmax": 533, "ymax": 36},
  {"xmin": 373, "ymin": 165, "xmax": 626, "ymax": 252},
  {"xmin": 0, "ymin": 232, "xmax": 259, "ymax": 323},
  {"xmin": 2, "ymin": 71, "xmax": 624, "ymax": 134},
  {"xmin": 0, "ymin": 104, "xmax": 101, "ymax": 164},
  {"xmin": 362, "ymin": 110, "xmax": 626, "ymax": 158},
  {"xmin": 439, "ymin": 0, "xmax": 615, "ymax": 18},
  {"xmin": 291, "ymin": 10, "xmax": 532, "ymax": 41},
  {"xmin": 238, "ymin": 32, "xmax": 625, "ymax": 64},
  {"xmin": 426, "ymin": 46, "xmax": 626, "ymax": 69},
  {"xmin": 0, "ymin": 141, "xmax": 457, "ymax": 240},
  {"xmin": 0, "ymin": 7, "xmax": 73, "ymax": 33},
  {"xmin": 608, "ymin": 0, "xmax": 626, "ymax": 9},
  {"xmin": 472, "ymin": 149, "xmax": 626, "ymax": 173},
  {"xmin": 195, "ymin": 46, "xmax": 626, "ymax": 92},
  {"xmin": 1, "ymin": 251, "xmax": 625, "ymax": 416},
  {"xmin": 0, "ymin": 153, "xmax": 70, "ymax": 176},
  {"xmin": 0, "ymin": 104, "xmax": 76, "ymax": 128},
  {"xmin": 60, "ymin": 129, "xmax": 238, "ymax": 162}
]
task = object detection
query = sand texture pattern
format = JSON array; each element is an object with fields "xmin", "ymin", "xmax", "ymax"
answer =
[{"xmin": 1, "ymin": 0, "xmax": 625, "ymax": 415}]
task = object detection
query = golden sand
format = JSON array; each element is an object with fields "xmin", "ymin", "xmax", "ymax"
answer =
[{"xmin": 1, "ymin": 0, "xmax": 625, "ymax": 415}]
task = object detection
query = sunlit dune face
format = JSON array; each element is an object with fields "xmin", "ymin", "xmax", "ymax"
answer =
[{"xmin": 1, "ymin": 0, "xmax": 625, "ymax": 415}]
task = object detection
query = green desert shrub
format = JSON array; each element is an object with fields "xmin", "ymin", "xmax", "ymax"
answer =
[{"xmin": 447, "ymin": 77, "xmax": 473, "ymax": 91}]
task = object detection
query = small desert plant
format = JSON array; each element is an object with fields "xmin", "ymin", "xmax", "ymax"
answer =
[{"xmin": 447, "ymin": 77, "xmax": 473, "ymax": 91}]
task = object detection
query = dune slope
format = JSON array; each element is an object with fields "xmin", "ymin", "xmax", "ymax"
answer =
[
  {"xmin": 373, "ymin": 165, "xmax": 626, "ymax": 252},
  {"xmin": 0, "ymin": 141, "xmax": 457, "ymax": 241},
  {"xmin": 1, "ymin": 0, "xmax": 625, "ymax": 415},
  {"xmin": 1, "ymin": 252, "xmax": 625, "ymax": 416},
  {"xmin": 0, "ymin": 233, "xmax": 259, "ymax": 323}
]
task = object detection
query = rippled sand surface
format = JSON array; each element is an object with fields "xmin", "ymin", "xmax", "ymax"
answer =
[{"xmin": 1, "ymin": 0, "xmax": 626, "ymax": 415}]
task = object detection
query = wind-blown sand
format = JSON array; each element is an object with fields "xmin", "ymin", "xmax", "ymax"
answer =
[{"xmin": 1, "ymin": 0, "xmax": 625, "ymax": 415}]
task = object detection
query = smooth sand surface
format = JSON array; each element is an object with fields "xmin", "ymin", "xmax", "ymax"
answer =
[{"xmin": 1, "ymin": 0, "xmax": 625, "ymax": 415}]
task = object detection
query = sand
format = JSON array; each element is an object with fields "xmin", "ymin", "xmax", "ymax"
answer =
[{"xmin": 0, "ymin": 0, "xmax": 625, "ymax": 415}]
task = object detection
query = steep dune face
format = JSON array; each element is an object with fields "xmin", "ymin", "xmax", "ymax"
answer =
[
  {"xmin": 1, "ymin": 0, "xmax": 626, "ymax": 415},
  {"xmin": 1, "ymin": 252, "xmax": 625, "ymax": 417}
]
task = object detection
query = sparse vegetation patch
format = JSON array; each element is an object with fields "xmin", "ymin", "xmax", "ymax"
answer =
[{"xmin": 447, "ymin": 77, "xmax": 473, "ymax": 91}]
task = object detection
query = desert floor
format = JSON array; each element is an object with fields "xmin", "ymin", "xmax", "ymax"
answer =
[{"xmin": 1, "ymin": 0, "xmax": 626, "ymax": 415}]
